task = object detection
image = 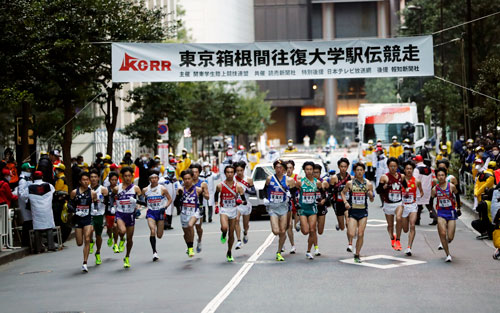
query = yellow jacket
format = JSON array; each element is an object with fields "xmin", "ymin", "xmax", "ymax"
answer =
[
  {"xmin": 474, "ymin": 168, "xmax": 495, "ymax": 202},
  {"xmin": 55, "ymin": 173, "xmax": 68, "ymax": 194},
  {"xmin": 247, "ymin": 151, "xmax": 261, "ymax": 170},
  {"xmin": 284, "ymin": 147, "xmax": 298, "ymax": 153},
  {"xmin": 101, "ymin": 165, "xmax": 110, "ymax": 181},
  {"xmin": 389, "ymin": 143, "xmax": 403, "ymax": 159},
  {"xmin": 363, "ymin": 148, "xmax": 374, "ymax": 166},
  {"xmin": 176, "ymin": 156, "xmax": 191, "ymax": 179}
]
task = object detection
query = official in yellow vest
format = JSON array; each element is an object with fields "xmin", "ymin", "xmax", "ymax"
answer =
[{"xmin": 389, "ymin": 136, "xmax": 403, "ymax": 158}]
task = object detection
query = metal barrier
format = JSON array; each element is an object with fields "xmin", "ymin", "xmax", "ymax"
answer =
[
  {"xmin": 0, "ymin": 204, "xmax": 19, "ymax": 251},
  {"xmin": 460, "ymin": 171, "xmax": 474, "ymax": 195}
]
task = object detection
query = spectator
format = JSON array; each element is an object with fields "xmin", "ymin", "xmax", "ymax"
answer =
[
  {"xmin": 0, "ymin": 168, "xmax": 18, "ymax": 207},
  {"xmin": 50, "ymin": 149, "xmax": 61, "ymax": 166},
  {"xmin": 474, "ymin": 161, "xmax": 496, "ymax": 210},
  {"xmin": 389, "ymin": 136, "xmax": 403, "ymax": 158},
  {"xmin": 453, "ymin": 135, "xmax": 465, "ymax": 156},
  {"xmin": 18, "ymin": 163, "xmax": 34, "ymax": 246},
  {"xmin": 121, "ymin": 150, "xmax": 134, "ymax": 169},
  {"xmin": 419, "ymin": 140, "xmax": 433, "ymax": 167},
  {"xmin": 472, "ymin": 188, "xmax": 495, "ymax": 240},
  {"xmin": 71, "ymin": 158, "xmax": 82, "ymax": 189},
  {"xmin": 2, "ymin": 148, "xmax": 18, "ymax": 188},
  {"xmin": 413, "ymin": 155, "xmax": 435, "ymax": 225},
  {"xmin": 490, "ymin": 144, "xmax": 500, "ymax": 166},
  {"xmin": 135, "ymin": 154, "xmax": 155, "ymax": 189},
  {"xmin": 398, "ymin": 145, "xmax": 414, "ymax": 172},
  {"xmin": 492, "ymin": 184, "xmax": 500, "ymax": 259},
  {"xmin": 100, "ymin": 154, "xmax": 112, "ymax": 181},
  {"xmin": 92, "ymin": 152, "xmax": 103, "ymax": 174},
  {"xmin": 27, "ymin": 171, "xmax": 56, "ymax": 253},
  {"xmin": 53, "ymin": 163, "xmax": 71, "ymax": 242},
  {"xmin": 37, "ymin": 151, "xmax": 54, "ymax": 184}
]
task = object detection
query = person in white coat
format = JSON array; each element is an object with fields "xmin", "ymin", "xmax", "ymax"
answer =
[
  {"xmin": 375, "ymin": 147, "xmax": 388, "ymax": 187},
  {"xmin": 161, "ymin": 167, "xmax": 180, "ymax": 229},
  {"xmin": 413, "ymin": 155, "xmax": 436, "ymax": 225},
  {"xmin": 200, "ymin": 161, "xmax": 220, "ymax": 223},
  {"xmin": 18, "ymin": 163, "xmax": 35, "ymax": 247},
  {"xmin": 27, "ymin": 171, "xmax": 56, "ymax": 253}
]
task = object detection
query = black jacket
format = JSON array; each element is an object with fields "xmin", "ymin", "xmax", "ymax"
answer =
[{"xmin": 37, "ymin": 155, "xmax": 54, "ymax": 185}]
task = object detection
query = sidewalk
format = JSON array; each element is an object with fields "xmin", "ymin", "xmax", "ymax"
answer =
[{"xmin": 460, "ymin": 197, "xmax": 495, "ymax": 249}]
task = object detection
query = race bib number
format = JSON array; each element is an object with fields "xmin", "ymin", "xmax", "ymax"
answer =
[
  {"xmin": 403, "ymin": 194, "xmax": 414, "ymax": 204},
  {"xmin": 76, "ymin": 205, "xmax": 90, "ymax": 217},
  {"xmin": 117, "ymin": 199, "xmax": 135, "ymax": 213},
  {"xmin": 270, "ymin": 191, "xmax": 284, "ymax": 203},
  {"xmin": 352, "ymin": 193, "xmax": 366, "ymax": 205},
  {"xmin": 389, "ymin": 191, "xmax": 401, "ymax": 202},
  {"xmin": 302, "ymin": 192, "xmax": 316, "ymax": 204},
  {"xmin": 182, "ymin": 205, "xmax": 195, "ymax": 215},
  {"xmin": 223, "ymin": 199, "xmax": 236, "ymax": 208},
  {"xmin": 439, "ymin": 198, "xmax": 452, "ymax": 208},
  {"xmin": 147, "ymin": 196, "xmax": 163, "ymax": 210}
]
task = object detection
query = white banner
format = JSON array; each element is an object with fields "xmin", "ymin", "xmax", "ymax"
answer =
[{"xmin": 112, "ymin": 36, "xmax": 433, "ymax": 83}]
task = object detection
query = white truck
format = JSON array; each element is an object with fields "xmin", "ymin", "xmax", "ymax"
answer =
[{"xmin": 356, "ymin": 102, "xmax": 428, "ymax": 156}]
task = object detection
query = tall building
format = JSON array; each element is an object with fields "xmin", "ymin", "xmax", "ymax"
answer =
[{"xmin": 255, "ymin": 0, "xmax": 404, "ymax": 145}]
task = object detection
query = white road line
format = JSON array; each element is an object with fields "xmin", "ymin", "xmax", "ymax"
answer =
[{"xmin": 200, "ymin": 232, "xmax": 275, "ymax": 313}]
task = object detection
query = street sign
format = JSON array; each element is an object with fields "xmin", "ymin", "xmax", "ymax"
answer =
[
  {"xmin": 158, "ymin": 143, "xmax": 169, "ymax": 165},
  {"xmin": 158, "ymin": 118, "xmax": 168, "ymax": 141}
]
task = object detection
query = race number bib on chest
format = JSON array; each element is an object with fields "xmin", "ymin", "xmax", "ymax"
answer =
[
  {"xmin": 352, "ymin": 192, "xmax": 366, "ymax": 205},
  {"xmin": 182, "ymin": 204, "xmax": 195, "ymax": 215},
  {"xmin": 302, "ymin": 192, "xmax": 316, "ymax": 204},
  {"xmin": 76, "ymin": 205, "xmax": 90, "ymax": 217},
  {"xmin": 403, "ymin": 194, "xmax": 414, "ymax": 204},
  {"xmin": 147, "ymin": 196, "xmax": 163, "ymax": 210},
  {"xmin": 270, "ymin": 191, "xmax": 284, "ymax": 203},
  {"xmin": 389, "ymin": 190, "xmax": 401, "ymax": 202},
  {"xmin": 439, "ymin": 198, "xmax": 452, "ymax": 208}
]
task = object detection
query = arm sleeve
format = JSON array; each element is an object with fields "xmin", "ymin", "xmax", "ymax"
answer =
[
  {"xmin": 376, "ymin": 183, "xmax": 386, "ymax": 195},
  {"xmin": 246, "ymin": 185, "xmax": 257, "ymax": 196},
  {"xmin": 214, "ymin": 190, "xmax": 219, "ymax": 203}
]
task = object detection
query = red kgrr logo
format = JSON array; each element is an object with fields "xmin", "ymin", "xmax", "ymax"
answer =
[{"xmin": 119, "ymin": 53, "xmax": 172, "ymax": 71}]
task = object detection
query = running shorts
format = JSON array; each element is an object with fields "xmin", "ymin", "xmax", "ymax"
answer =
[
  {"xmin": 436, "ymin": 209, "xmax": 457, "ymax": 221},
  {"xmin": 105, "ymin": 215, "xmax": 115, "ymax": 229},
  {"xmin": 237, "ymin": 204, "xmax": 252, "ymax": 216},
  {"xmin": 383, "ymin": 201, "xmax": 402, "ymax": 216},
  {"xmin": 180, "ymin": 210, "xmax": 202, "ymax": 228},
  {"xmin": 115, "ymin": 211, "xmax": 136, "ymax": 227},
  {"xmin": 298, "ymin": 206, "xmax": 317, "ymax": 217},
  {"xmin": 317, "ymin": 205, "xmax": 328, "ymax": 216},
  {"xmin": 267, "ymin": 202, "xmax": 289, "ymax": 217},
  {"xmin": 73, "ymin": 215, "xmax": 92, "ymax": 229},
  {"xmin": 91, "ymin": 215, "xmax": 104, "ymax": 236},
  {"xmin": 334, "ymin": 202, "xmax": 347, "ymax": 216},
  {"xmin": 348, "ymin": 209, "xmax": 368, "ymax": 221},
  {"xmin": 402, "ymin": 203, "xmax": 418, "ymax": 218},
  {"xmin": 146, "ymin": 209, "xmax": 165, "ymax": 221},
  {"xmin": 220, "ymin": 206, "xmax": 238, "ymax": 220}
]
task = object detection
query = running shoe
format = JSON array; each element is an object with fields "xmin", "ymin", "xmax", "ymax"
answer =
[
  {"xmin": 306, "ymin": 252, "xmax": 314, "ymax": 260},
  {"xmin": 405, "ymin": 247, "xmax": 412, "ymax": 256},
  {"xmin": 113, "ymin": 244, "xmax": 119, "ymax": 253},
  {"xmin": 243, "ymin": 234, "xmax": 248, "ymax": 244},
  {"xmin": 281, "ymin": 247, "xmax": 285, "ymax": 253},
  {"xmin": 119, "ymin": 239, "xmax": 125, "ymax": 253},
  {"xmin": 295, "ymin": 222, "xmax": 301, "ymax": 232},
  {"xmin": 188, "ymin": 247, "xmax": 195, "ymax": 258},
  {"xmin": 314, "ymin": 246, "xmax": 321, "ymax": 256},
  {"xmin": 220, "ymin": 233, "xmax": 227, "ymax": 244},
  {"xmin": 493, "ymin": 249, "xmax": 499, "ymax": 260},
  {"xmin": 346, "ymin": 245, "xmax": 353, "ymax": 253},
  {"xmin": 445, "ymin": 255, "xmax": 452, "ymax": 262},
  {"xmin": 391, "ymin": 234, "xmax": 396, "ymax": 249},
  {"xmin": 153, "ymin": 252, "xmax": 159, "ymax": 262},
  {"xmin": 226, "ymin": 254, "xmax": 234, "ymax": 262},
  {"xmin": 89, "ymin": 242, "xmax": 94, "ymax": 254},
  {"xmin": 123, "ymin": 257, "xmax": 130, "ymax": 268},
  {"xmin": 197, "ymin": 241, "xmax": 202, "ymax": 253},
  {"xmin": 290, "ymin": 246, "xmax": 296, "ymax": 254},
  {"xmin": 394, "ymin": 240, "xmax": 402, "ymax": 251},
  {"xmin": 438, "ymin": 243, "xmax": 444, "ymax": 250},
  {"xmin": 276, "ymin": 252, "xmax": 285, "ymax": 261},
  {"xmin": 335, "ymin": 224, "xmax": 340, "ymax": 231},
  {"xmin": 95, "ymin": 253, "xmax": 102, "ymax": 265},
  {"xmin": 235, "ymin": 241, "xmax": 242, "ymax": 250},
  {"xmin": 82, "ymin": 264, "xmax": 88, "ymax": 272},
  {"xmin": 354, "ymin": 255, "xmax": 362, "ymax": 263},
  {"xmin": 107, "ymin": 236, "xmax": 113, "ymax": 247}
]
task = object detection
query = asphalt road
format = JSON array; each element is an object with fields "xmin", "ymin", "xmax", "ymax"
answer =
[{"xmin": 1, "ymin": 150, "xmax": 499, "ymax": 313}]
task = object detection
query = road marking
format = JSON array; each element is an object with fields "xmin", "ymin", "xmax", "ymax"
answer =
[
  {"xmin": 134, "ymin": 229, "xmax": 272, "ymax": 238},
  {"xmin": 366, "ymin": 219, "xmax": 388, "ymax": 227},
  {"xmin": 340, "ymin": 254, "xmax": 426, "ymax": 269},
  {"xmin": 200, "ymin": 232, "xmax": 275, "ymax": 313}
]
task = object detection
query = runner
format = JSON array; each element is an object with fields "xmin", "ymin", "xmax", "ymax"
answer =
[
  {"xmin": 401, "ymin": 161, "xmax": 424, "ymax": 256},
  {"xmin": 329, "ymin": 158, "xmax": 352, "ymax": 250},
  {"xmin": 142, "ymin": 170, "xmax": 172, "ymax": 261},
  {"xmin": 376, "ymin": 157, "xmax": 404, "ymax": 251},
  {"xmin": 342, "ymin": 162, "xmax": 374, "ymax": 263},
  {"xmin": 89, "ymin": 169, "xmax": 109, "ymax": 265},
  {"xmin": 174, "ymin": 169, "xmax": 205, "ymax": 258},
  {"xmin": 431, "ymin": 168, "xmax": 461, "ymax": 262},
  {"xmin": 313, "ymin": 163, "xmax": 330, "ymax": 256},
  {"xmin": 285, "ymin": 160, "xmax": 298, "ymax": 254},
  {"xmin": 68, "ymin": 172, "xmax": 97, "ymax": 272},
  {"xmin": 294, "ymin": 161, "xmax": 325, "ymax": 260},
  {"xmin": 112, "ymin": 167, "xmax": 142, "ymax": 268},
  {"xmin": 190, "ymin": 163, "xmax": 210, "ymax": 253},
  {"xmin": 435, "ymin": 159, "xmax": 461, "ymax": 230},
  {"xmin": 215, "ymin": 165, "xmax": 247, "ymax": 262},
  {"xmin": 104, "ymin": 172, "xmax": 120, "ymax": 253},
  {"xmin": 234, "ymin": 161, "xmax": 256, "ymax": 250}
]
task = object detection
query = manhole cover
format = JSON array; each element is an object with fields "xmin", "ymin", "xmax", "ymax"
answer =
[{"xmin": 20, "ymin": 270, "xmax": 52, "ymax": 275}]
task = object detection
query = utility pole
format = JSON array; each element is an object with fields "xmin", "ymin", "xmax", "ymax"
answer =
[{"xmin": 466, "ymin": 0, "xmax": 474, "ymax": 135}]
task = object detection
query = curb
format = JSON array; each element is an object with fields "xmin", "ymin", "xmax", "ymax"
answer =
[
  {"xmin": 460, "ymin": 197, "xmax": 495, "ymax": 249},
  {"xmin": 0, "ymin": 230, "xmax": 76, "ymax": 267}
]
